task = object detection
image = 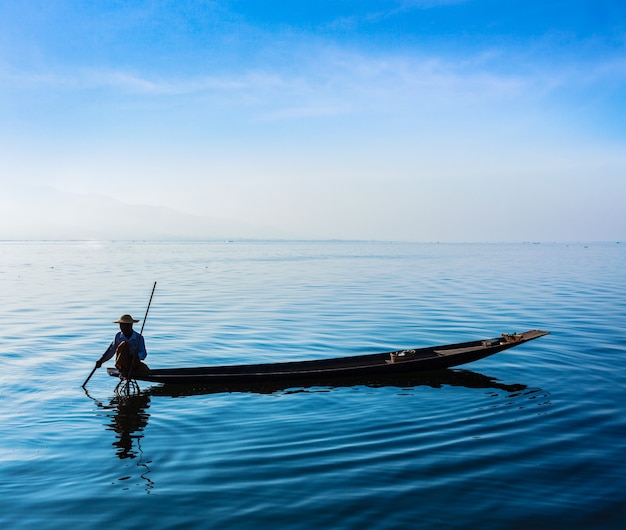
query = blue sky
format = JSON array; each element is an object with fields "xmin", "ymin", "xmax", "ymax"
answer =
[{"xmin": 1, "ymin": 0, "xmax": 624, "ymax": 240}]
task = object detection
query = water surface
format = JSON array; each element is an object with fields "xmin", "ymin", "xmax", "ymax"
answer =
[{"xmin": 1, "ymin": 241, "xmax": 624, "ymax": 529}]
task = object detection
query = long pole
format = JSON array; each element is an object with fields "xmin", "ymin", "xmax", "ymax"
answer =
[
  {"xmin": 140, "ymin": 281, "xmax": 157, "ymax": 335},
  {"xmin": 126, "ymin": 281, "xmax": 157, "ymax": 382},
  {"xmin": 82, "ymin": 281, "xmax": 157, "ymax": 389},
  {"xmin": 81, "ymin": 365, "xmax": 98, "ymax": 389}
]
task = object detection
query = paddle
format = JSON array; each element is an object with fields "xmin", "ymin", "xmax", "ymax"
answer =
[
  {"xmin": 82, "ymin": 281, "xmax": 157, "ymax": 389},
  {"xmin": 81, "ymin": 365, "xmax": 98, "ymax": 389},
  {"xmin": 126, "ymin": 281, "xmax": 157, "ymax": 382}
]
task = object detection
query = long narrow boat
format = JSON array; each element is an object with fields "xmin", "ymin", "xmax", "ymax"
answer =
[{"xmin": 107, "ymin": 329, "xmax": 549, "ymax": 386}]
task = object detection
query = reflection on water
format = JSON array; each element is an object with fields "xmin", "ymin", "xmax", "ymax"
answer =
[
  {"xmin": 141, "ymin": 367, "xmax": 530, "ymax": 397},
  {"xmin": 105, "ymin": 392, "xmax": 151, "ymax": 460},
  {"xmin": 86, "ymin": 388, "xmax": 155, "ymax": 492},
  {"xmin": 85, "ymin": 367, "xmax": 536, "ymax": 498},
  {"xmin": 87, "ymin": 367, "xmax": 531, "ymax": 450}
]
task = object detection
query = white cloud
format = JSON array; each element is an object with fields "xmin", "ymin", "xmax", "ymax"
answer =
[{"xmin": 0, "ymin": 47, "xmax": 575, "ymax": 108}]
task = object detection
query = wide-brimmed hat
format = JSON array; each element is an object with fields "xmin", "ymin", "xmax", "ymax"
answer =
[{"xmin": 113, "ymin": 314, "xmax": 140, "ymax": 324}]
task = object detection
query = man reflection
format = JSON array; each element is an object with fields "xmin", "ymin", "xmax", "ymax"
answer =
[{"xmin": 105, "ymin": 393, "xmax": 151, "ymax": 459}]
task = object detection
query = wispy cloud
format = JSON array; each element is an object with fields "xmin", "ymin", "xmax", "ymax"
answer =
[
  {"xmin": 2, "ymin": 43, "xmax": 622, "ymax": 127},
  {"xmin": 0, "ymin": 63, "xmax": 269, "ymax": 95},
  {"xmin": 0, "ymin": 52, "xmax": 538, "ymax": 98},
  {"xmin": 325, "ymin": 0, "xmax": 467, "ymax": 30}
]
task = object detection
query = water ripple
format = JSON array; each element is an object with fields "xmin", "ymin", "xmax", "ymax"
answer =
[{"xmin": 1, "ymin": 241, "xmax": 624, "ymax": 529}]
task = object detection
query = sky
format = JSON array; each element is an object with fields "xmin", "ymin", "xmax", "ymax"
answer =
[{"xmin": 1, "ymin": 0, "xmax": 625, "ymax": 241}]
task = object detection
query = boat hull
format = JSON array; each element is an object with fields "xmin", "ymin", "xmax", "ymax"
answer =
[{"xmin": 107, "ymin": 330, "xmax": 549, "ymax": 386}]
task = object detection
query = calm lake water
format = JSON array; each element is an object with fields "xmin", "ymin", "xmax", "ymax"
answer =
[{"xmin": 1, "ymin": 241, "xmax": 624, "ymax": 529}]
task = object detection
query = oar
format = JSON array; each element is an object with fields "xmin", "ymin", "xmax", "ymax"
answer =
[
  {"xmin": 139, "ymin": 281, "xmax": 157, "ymax": 335},
  {"xmin": 82, "ymin": 281, "xmax": 157, "ymax": 389},
  {"xmin": 125, "ymin": 281, "xmax": 157, "ymax": 383},
  {"xmin": 81, "ymin": 364, "xmax": 98, "ymax": 389}
]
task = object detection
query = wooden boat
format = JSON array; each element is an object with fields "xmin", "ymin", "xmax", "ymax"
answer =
[
  {"xmin": 107, "ymin": 330, "xmax": 548, "ymax": 386},
  {"xmin": 107, "ymin": 329, "xmax": 548, "ymax": 386}
]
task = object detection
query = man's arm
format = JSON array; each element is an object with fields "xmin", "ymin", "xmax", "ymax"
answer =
[
  {"xmin": 95, "ymin": 339, "xmax": 116, "ymax": 368},
  {"xmin": 137, "ymin": 334, "xmax": 147, "ymax": 360}
]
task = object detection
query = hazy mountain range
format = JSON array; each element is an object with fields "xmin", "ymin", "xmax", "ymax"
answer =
[{"xmin": 0, "ymin": 186, "xmax": 287, "ymax": 240}]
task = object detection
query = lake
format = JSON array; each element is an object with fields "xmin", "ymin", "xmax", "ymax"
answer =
[{"xmin": 1, "ymin": 240, "xmax": 624, "ymax": 529}]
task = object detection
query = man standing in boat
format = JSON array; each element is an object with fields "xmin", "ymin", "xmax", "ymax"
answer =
[{"xmin": 95, "ymin": 314, "xmax": 150, "ymax": 379}]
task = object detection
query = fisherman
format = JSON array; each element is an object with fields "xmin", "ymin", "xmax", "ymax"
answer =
[{"xmin": 95, "ymin": 314, "xmax": 150, "ymax": 379}]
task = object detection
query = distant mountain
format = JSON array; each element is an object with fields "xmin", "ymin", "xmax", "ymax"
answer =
[{"xmin": 0, "ymin": 186, "xmax": 287, "ymax": 240}]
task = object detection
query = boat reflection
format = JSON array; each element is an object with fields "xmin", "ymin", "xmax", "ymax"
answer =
[
  {"xmin": 86, "ymin": 367, "xmax": 530, "ymax": 494},
  {"xmin": 140, "ymin": 367, "xmax": 529, "ymax": 397},
  {"xmin": 88, "ymin": 368, "xmax": 528, "ymax": 440}
]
